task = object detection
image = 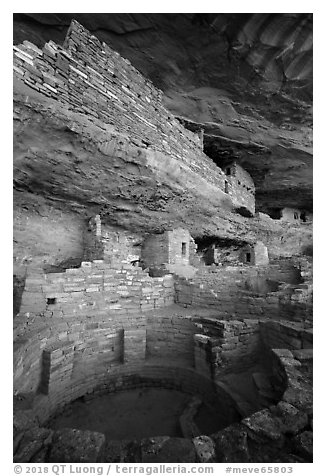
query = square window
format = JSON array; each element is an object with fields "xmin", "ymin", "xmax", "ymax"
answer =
[{"xmin": 47, "ymin": 297, "xmax": 56, "ymax": 305}]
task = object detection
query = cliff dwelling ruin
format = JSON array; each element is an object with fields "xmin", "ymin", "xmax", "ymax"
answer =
[{"xmin": 13, "ymin": 14, "xmax": 313, "ymax": 464}]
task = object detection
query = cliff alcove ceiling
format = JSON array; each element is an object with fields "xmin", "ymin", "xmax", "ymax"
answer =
[
  {"xmin": 13, "ymin": 13, "xmax": 313, "ymax": 213},
  {"xmin": 13, "ymin": 14, "xmax": 313, "ymax": 464}
]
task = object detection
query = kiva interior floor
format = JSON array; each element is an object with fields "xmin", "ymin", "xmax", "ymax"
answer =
[{"xmin": 49, "ymin": 388, "xmax": 223, "ymax": 440}]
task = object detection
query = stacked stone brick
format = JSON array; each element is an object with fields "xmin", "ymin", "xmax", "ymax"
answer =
[
  {"xmin": 260, "ymin": 320, "xmax": 313, "ymax": 350},
  {"xmin": 14, "ymin": 307, "xmax": 221, "ymax": 425},
  {"xmin": 223, "ymin": 162, "xmax": 255, "ymax": 216},
  {"xmin": 194, "ymin": 318, "xmax": 262, "ymax": 378},
  {"xmin": 175, "ymin": 260, "xmax": 312, "ymax": 324},
  {"xmin": 39, "ymin": 341, "xmax": 74, "ymax": 395},
  {"xmin": 83, "ymin": 216, "xmax": 142, "ymax": 265},
  {"xmin": 13, "ymin": 19, "xmax": 255, "ymax": 217},
  {"xmin": 175, "ymin": 267, "xmax": 280, "ymax": 319},
  {"xmin": 18, "ymin": 260, "xmax": 175, "ymax": 322},
  {"xmin": 146, "ymin": 314, "xmax": 197, "ymax": 366},
  {"xmin": 141, "ymin": 227, "xmax": 198, "ymax": 273}
]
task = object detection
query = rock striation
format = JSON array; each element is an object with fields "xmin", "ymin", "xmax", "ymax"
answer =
[
  {"xmin": 13, "ymin": 13, "xmax": 313, "ymax": 213},
  {"xmin": 13, "ymin": 15, "xmax": 313, "ymax": 465}
]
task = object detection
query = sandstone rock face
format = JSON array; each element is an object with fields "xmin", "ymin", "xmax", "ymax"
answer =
[
  {"xmin": 242, "ymin": 409, "xmax": 284, "ymax": 442},
  {"xmin": 13, "ymin": 13, "xmax": 313, "ymax": 213},
  {"xmin": 102, "ymin": 439, "xmax": 142, "ymax": 463},
  {"xmin": 274, "ymin": 401, "xmax": 308, "ymax": 435},
  {"xmin": 12, "ymin": 14, "xmax": 313, "ymax": 466},
  {"xmin": 141, "ymin": 436, "xmax": 196, "ymax": 463},
  {"xmin": 13, "ymin": 16, "xmax": 312, "ymax": 281},
  {"xmin": 49, "ymin": 428, "xmax": 106, "ymax": 463},
  {"xmin": 13, "ymin": 80, "xmax": 256, "ymax": 272},
  {"xmin": 14, "ymin": 428, "xmax": 53, "ymax": 463},
  {"xmin": 192, "ymin": 435, "xmax": 216, "ymax": 463},
  {"xmin": 292, "ymin": 431, "xmax": 313, "ymax": 462},
  {"xmin": 212, "ymin": 423, "xmax": 250, "ymax": 463}
]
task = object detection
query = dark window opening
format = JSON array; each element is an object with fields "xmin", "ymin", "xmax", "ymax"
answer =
[
  {"xmin": 182, "ymin": 242, "xmax": 187, "ymax": 256},
  {"xmin": 294, "ymin": 212, "xmax": 299, "ymax": 219},
  {"xmin": 236, "ymin": 206, "xmax": 253, "ymax": 218},
  {"xmin": 246, "ymin": 253, "xmax": 251, "ymax": 263},
  {"xmin": 300, "ymin": 212, "xmax": 306, "ymax": 222},
  {"xmin": 226, "ymin": 167, "xmax": 231, "ymax": 175},
  {"xmin": 47, "ymin": 297, "xmax": 56, "ymax": 305},
  {"xmin": 225, "ymin": 181, "xmax": 229, "ymax": 194},
  {"xmin": 268, "ymin": 209, "xmax": 282, "ymax": 220}
]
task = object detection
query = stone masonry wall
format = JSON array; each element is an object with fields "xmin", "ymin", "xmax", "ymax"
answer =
[
  {"xmin": 146, "ymin": 315, "xmax": 197, "ymax": 367},
  {"xmin": 167, "ymin": 228, "xmax": 192, "ymax": 266},
  {"xmin": 175, "ymin": 266, "xmax": 281, "ymax": 320},
  {"xmin": 14, "ymin": 307, "xmax": 219, "ymax": 425},
  {"xmin": 225, "ymin": 163, "xmax": 255, "ymax": 216},
  {"xmin": 32, "ymin": 363, "xmax": 220, "ymax": 426},
  {"xmin": 278, "ymin": 257, "xmax": 313, "ymax": 326},
  {"xmin": 175, "ymin": 262, "xmax": 312, "ymax": 324},
  {"xmin": 14, "ymin": 262, "xmax": 173, "ymax": 399},
  {"xmin": 83, "ymin": 215, "xmax": 104, "ymax": 261},
  {"xmin": 141, "ymin": 228, "xmax": 198, "ymax": 269},
  {"xmin": 102, "ymin": 227, "xmax": 142, "ymax": 265},
  {"xmin": 17, "ymin": 261, "xmax": 174, "ymax": 324},
  {"xmin": 83, "ymin": 217, "xmax": 143, "ymax": 266},
  {"xmin": 260, "ymin": 320, "xmax": 313, "ymax": 351},
  {"xmin": 194, "ymin": 318, "xmax": 262, "ymax": 378},
  {"xmin": 281, "ymin": 207, "xmax": 301, "ymax": 222},
  {"xmin": 14, "ymin": 311, "xmax": 263, "ymax": 427},
  {"xmin": 240, "ymin": 241, "xmax": 269, "ymax": 266},
  {"xmin": 13, "ymin": 20, "xmax": 255, "ymax": 216},
  {"xmin": 141, "ymin": 234, "xmax": 169, "ymax": 268},
  {"xmin": 14, "ymin": 346, "xmax": 312, "ymax": 463}
]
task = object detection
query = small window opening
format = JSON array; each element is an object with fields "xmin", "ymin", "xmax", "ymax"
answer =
[
  {"xmin": 225, "ymin": 181, "xmax": 229, "ymax": 194},
  {"xmin": 47, "ymin": 297, "xmax": 56, "ymax": 305},
  {"xmin": 226, "ymin": 167, "xmax": 231, "ymax": 176},
  {"xmin": 300, "ymin": 212, "xmax": 307, "ymax": 222},
  {"xmin": 246, "ymin": 253, "xmax": 251, "ymax": 263},
  {"xmin": 182, "ymin": 242, "xmax": 187, "ymax": 256},
  {"xmin": 294, "ymin": 212, "xmax": 299, "ymax": 219}
]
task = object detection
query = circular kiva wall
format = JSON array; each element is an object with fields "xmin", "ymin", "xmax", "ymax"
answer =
[
  {"xmin": 14, "ymin": 261, "xmax": 300, "ymax": 430},
  {"xmin": 14, "ymin": 303, "xmax": 242, "ymax": 428},
  {"xmin": 13, "ymin": 262, "xmax": 257, "ymax": 422}
]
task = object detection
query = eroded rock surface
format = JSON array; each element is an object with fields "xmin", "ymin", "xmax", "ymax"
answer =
[
  {"xmin": 12, "ymin": 14, "xmax": 313, "ymax": 465},
  {"xmin": 13, "ymin": 13, "xmax": 313, "ymax": 213}
]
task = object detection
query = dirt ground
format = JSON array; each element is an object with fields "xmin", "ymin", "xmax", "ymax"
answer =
[{"xmin": 49, "ymin": 387, "xmax": 223, "ymax": 439}]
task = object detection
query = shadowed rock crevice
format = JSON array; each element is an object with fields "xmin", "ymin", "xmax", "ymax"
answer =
[
  {"xmin": 13, "ymin": 15, "xmax": 313, "ymax": 464},
  {"xmin": 13, "ymin": 13, "xmax": 312, "ymax": 213}
]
